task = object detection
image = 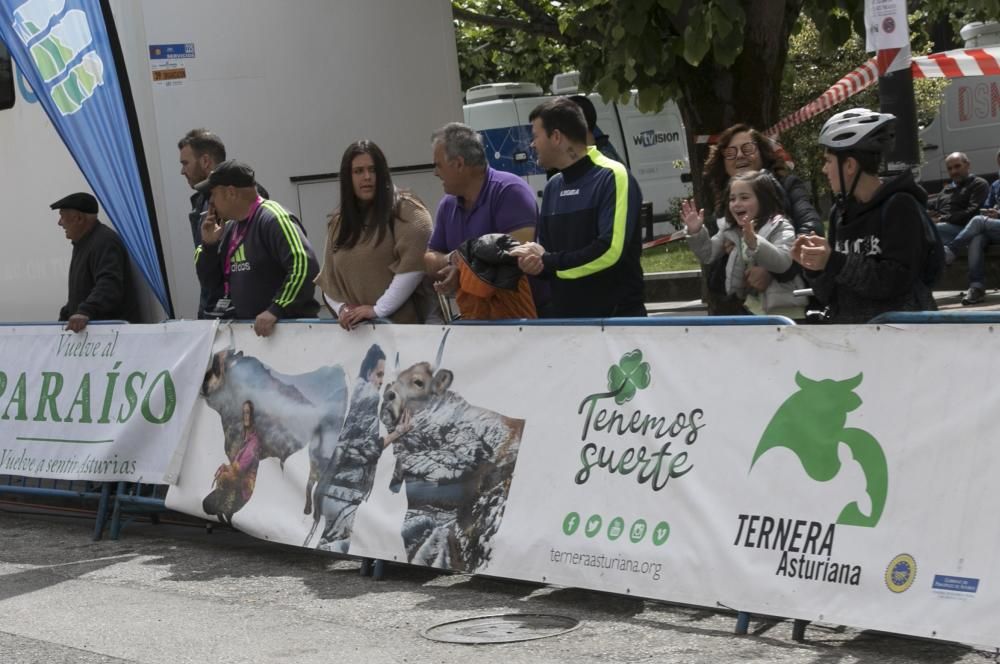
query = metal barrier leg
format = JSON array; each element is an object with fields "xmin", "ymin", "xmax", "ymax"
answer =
[
  {"xmin": 91, "ymin": 482, "xmax": 112, "ymax": 541},
  {"xmin": 372, "ymin": 559, "xmax": 385, "ymax": 581},
  {"xmin": 791, "ymin": 619, "xmax": 809, "ymax": 641},
  {"xmin": 109, "ymin": 481, "xmax": 126, "ymax": 540},
  {"xmin": 735, "ymin": 611, "xmax": 751, "ymax": 635},
  {"xmin": 360, "ymin": 558, "xmax": 373, "ymax": 577}
]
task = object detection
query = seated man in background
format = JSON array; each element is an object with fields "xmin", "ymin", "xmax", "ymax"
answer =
[
  {"xmin": 929, "ymin": 152, "xmax": 989, "ymax": 244},
  {"xmin": 942, "ymin": 148, "xmax": 1000, "ymax": 304},
  {"xmin": 52, "ymin": 192, "xmax": 138, "ymax": 332}
]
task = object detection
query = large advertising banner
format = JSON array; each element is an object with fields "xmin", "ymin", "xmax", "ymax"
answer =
[
  {"xmin": 0, "ymin": 322, "xmax": 214, "ymax": 482},
  {"xmin": 166, "ymin": 322, "xmax": 1000, "ymax": 648},
  {"xmin": 0, "ymin": 0, "xmax": 170, "ymax": 312}
]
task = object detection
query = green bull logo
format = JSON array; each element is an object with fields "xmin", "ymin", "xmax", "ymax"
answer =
[{"xmin": 751, "ymin": 372, "xmax": 888, "ymax": 528}]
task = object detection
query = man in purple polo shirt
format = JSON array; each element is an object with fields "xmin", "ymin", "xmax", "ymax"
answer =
[{"xmin": 424, "ymin": 122, "xmax": 538, "ymax": 294}]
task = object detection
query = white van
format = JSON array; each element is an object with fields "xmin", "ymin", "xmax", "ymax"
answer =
[
  {"xmin": 919, "ymin": 22, "xmax": 1000, "ymax": 190},
  {"xmin": 463, "ymin": 74, "xmax": 690, "ymax": 233},
  {"xmin": 0, "ymin": 0, "xmax": 461, "ymax": 321}
]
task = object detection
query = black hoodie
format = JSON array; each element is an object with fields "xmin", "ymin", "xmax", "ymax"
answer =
[{"xmin": 805, "ymin": 170, "xmax": 936, "ymax": 323}]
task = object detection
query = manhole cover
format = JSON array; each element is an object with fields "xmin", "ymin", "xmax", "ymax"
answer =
[{"xmin": 421, "ymin": 613, "xmax": 581, "ymax": 644}]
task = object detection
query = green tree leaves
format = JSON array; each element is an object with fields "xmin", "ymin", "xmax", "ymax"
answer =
[{"xmin": 453, "ymin": 0, "xmax": 1000, "ymax": 201}]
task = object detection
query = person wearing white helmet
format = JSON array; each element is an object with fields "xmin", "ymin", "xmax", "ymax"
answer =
[{"xmin": 791, "ymin": 108, "xmax": 937, "ymax": 323}]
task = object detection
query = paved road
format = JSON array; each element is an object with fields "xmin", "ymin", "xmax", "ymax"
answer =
[{"xmin": 0, "ymin": 509, "xmax": 991, "ymax": 664}]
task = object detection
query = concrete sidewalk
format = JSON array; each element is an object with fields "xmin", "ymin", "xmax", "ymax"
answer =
[{"xmin": 0, "ymin": 509, "xmax": 989, "ymax": 664}]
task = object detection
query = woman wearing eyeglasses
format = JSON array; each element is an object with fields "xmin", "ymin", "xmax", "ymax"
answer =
[
  {"xmin": 697, "ymin": 124, "xmax": 822, "ymax": 314},
  {"xmin": 315, "ymin": 140, "xmax": 435, "ymax": 328}
]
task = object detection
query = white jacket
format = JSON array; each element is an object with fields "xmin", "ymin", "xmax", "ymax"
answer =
[{"xmin": 687, "ymin": 214, "xmax": 806, "ymax": 317}]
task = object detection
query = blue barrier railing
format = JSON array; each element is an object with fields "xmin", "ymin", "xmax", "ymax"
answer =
[
  {"xmin": 0, "ymin": 475, "xmax": 111, "ymax": 540},
  {"xmin": 451, "ymin": 315, "xmax": 797, "ymax": 327},
  {"xmin": 109, "ymin": 482, "xmax": 170, "ymax": 540},
  {"xmin": 869, "ymin": 311, "xmax": 1000, "ymax": 325}
]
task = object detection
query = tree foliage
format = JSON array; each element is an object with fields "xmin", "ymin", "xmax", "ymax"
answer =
[
  {"xmin": 453, "ymin": 0, "xmax": 1000, "ymax": 202},
  {"xmin": 778, "ymin": 13, "xmax": 949, "ymax": 211}
]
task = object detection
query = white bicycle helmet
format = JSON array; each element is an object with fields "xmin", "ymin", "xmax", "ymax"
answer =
[{"xmin": 818, "ymin": 108, "xmax": 896, "ymax": 153}]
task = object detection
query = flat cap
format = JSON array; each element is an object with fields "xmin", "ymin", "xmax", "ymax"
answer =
[
  {"xmin": 194, "ymin": 160, "xmax": 256, "ymax": 194},
  {"xmin": 50, "ymin": 192, "xmax": 98, "ymax": 214}
]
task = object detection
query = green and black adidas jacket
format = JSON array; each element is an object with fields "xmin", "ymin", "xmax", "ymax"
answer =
[{"xmin": 195, "ymin": 200, "xmax": 320, "ymax": 319}]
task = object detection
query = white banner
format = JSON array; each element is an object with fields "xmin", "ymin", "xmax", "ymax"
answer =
[
  {"xmin": 865, "ymin": 0, "xmax": 909, "ymax": 52},
  {"xmin": 167, "ymin": 322, "xmax": 1000, "ymax": 648},
  {"xmin": 0, "ymin": 322, "xmax": 215, "ymax": 482}
]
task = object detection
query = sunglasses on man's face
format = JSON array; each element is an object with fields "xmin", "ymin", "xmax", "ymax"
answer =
[{"xmin": 722, "ymin": 142, "xmax": 759, "ymax": 160}]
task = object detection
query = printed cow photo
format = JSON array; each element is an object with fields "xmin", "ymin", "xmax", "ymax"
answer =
[
  {"xmin": 380, "ymin": 359, "xmax": 525, "ymax": 573},
  {"xmin": 199, "ymin": 348, "xmax": 348, "ymax": 524}
]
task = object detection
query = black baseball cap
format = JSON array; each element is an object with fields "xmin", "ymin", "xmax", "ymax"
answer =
[
  {"xmin": 194, "ymin": 160, "xmax": 256, "ymax": 194},
  {"xmin": 50, "ymin": 192, "xmax": 98, "ymax": 214}
]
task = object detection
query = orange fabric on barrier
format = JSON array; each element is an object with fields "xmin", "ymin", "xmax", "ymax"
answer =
[{"xmin": 456, "ymin": 259, "xmax": 537, "ymax": 321}]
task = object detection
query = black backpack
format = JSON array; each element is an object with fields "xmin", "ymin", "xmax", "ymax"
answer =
[{"xmin": 880, "ymin": 192, "xmax": 945, "ymax": 288}]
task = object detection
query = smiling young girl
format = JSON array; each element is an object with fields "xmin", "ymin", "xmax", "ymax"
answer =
[{"xmin": 681, "ymin": 170, "xmax": 807, "ymax": 318}]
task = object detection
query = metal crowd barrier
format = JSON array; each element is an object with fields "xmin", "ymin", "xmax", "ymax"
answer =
[
  {"xmin": 869, "ymin": 310, "xmax": 1000, "ymax": 324},
  {"xmin": 0, "ymin": 474, "xmax": 112, "ymax": 540},
  {"xmin": 452, "ymin": 315, "xmax": 797, "ymax": 327},
  {"xmin": 109, "ymin": 481, "xmax": 171, "ymax": 540}
]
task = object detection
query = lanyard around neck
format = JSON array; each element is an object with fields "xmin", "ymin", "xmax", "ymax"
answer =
[{"xmin": 223, "ymin": 196, "xmax": 263, "ymax": 295}]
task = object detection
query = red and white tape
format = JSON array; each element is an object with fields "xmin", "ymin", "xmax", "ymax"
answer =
[
  {"xmin": 911, "ymin": 45, "xmax": 1000, "ymax": 79},
  {"xmin": 693, "ymin": 45, "xmax": 1000, "ymax": 144}
]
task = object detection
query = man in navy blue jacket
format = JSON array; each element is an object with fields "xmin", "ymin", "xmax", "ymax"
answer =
[{"xmin": 512, "ymin": 97, "xmax": 645, "ymax": 318}]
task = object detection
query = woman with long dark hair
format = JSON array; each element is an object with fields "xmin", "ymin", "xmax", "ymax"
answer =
[{"xmin": 316, "ymin": 140, "xmax": 433, "ymax": 328}]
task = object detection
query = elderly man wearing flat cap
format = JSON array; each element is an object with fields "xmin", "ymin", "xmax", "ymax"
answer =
[
  {"xmin": 194, "ymin": 160, "xmax": 320, "ymax": 337},
  {"xmin": 51, "ymin": 192, "xmax": 136, "ymax": 332}
]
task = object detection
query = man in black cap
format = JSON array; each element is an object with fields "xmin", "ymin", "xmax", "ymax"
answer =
[
  {"xmin": 176, "ymin": 129, "xmax": 271, "ymax": 317},
  {"xmin": 194, "ymin": 160, "xmax": 320, "ymax": 337},
  {"xmin": 51, "ymin": 192, "xmax": 136, "ymax": 332}
]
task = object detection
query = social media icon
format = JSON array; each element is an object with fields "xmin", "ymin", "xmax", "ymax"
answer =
[
  {"xmin": 652, "ymin": 521, "xmax": 670, "ymax": 546},
  {"xmin": 607, "ymin": 516, "xmax": 625, "ymax": 541},
  {"xmin": 585, "ymin": 514, "xmax": 603, "ymax": 538},
  {"xmin": 562, "ymin": 512, "xmax": 580, "ymax": 536},
  {"xmin": 629, "ymin": 518, "xmax": 648, "ymax": 543}
]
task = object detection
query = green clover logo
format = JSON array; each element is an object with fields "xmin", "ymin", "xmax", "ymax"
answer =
[{"xmin": 607, "ymin": 350, "xmax": 651, "ymax": 405}]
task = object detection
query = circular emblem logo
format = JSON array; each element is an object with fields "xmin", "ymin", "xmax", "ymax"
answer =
[
  {"xmin": 885, "ymin": 553, "xmax": 917, "ymax": 593},
  {"xmin": 629, "ymin": 518, "xmax": 647, "ymax": 543},
  {"xmin": 584, "ymin": 514, "xmax": 603, "ymax": 538},
  {"xmin": 882, "ymin": 17, "xmax": 895, "ymax": 34},
  {"xmin": 607, "ymin": 516, "xmax": 625, "ymax": 541},
  {"xmin": 562, "ymin": 512, "xmax": 580, "ymax": 536}
]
